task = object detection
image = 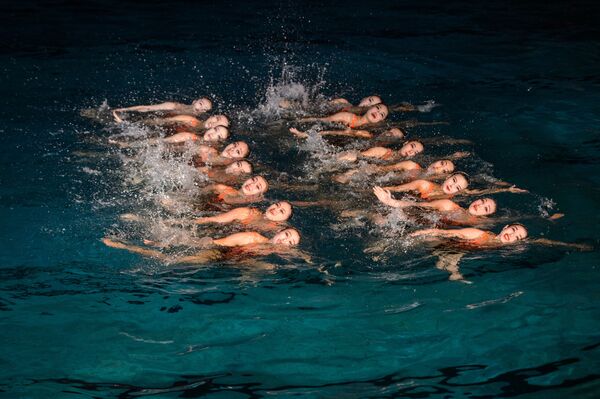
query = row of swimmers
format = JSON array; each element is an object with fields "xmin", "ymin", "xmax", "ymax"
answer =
[{"xmin": 99, "ymin": 93, "xmax": 590, "ymax": 280}]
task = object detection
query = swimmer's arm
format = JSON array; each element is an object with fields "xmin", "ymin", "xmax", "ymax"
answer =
[
  {"xmin": 383, "ymin": 180, "xmax": 426, "ymax": 193},
  {"xmin": 360, "ymin": 147, "xmax": 389, "ymax": 160},
  {"xmin": 530, "ymin": 239, "xmax": 593, "ymax": 251},
  {"xmin": 320, "ymin": 129, "xmax": 372, "ymax": 138},
  {"xmin": 115, "ymin": 102, "xmax": 179, "ymax": 113},
  {"xmin": 378, "ymin": 161, "xmax": 419, "ymax": 172},
  {"xmin": 202, "ymin": 184, "xmax": 231, "ymax": 194},
  {"xmin": 162, "ymin": 132, "xmax": 200, "ymax": 144},
  {"xmin": 102, "ymin": 238, "xmax": 166, "ymax": 260},
  {"xmin": 195, "ymin": 208, "xmax": 249, "ymax": 224},
  {"xmin": 213, "ymin": 232, "xmax": 268, "ymax": 247},
  {"xmin": 330, "ymin": 98, "xmax": 351, "ymax": 105},
  {"xmin": 146, "ymin": 115, "xmax": 201, "ymax": 127},
  {"xmin": 409, "ymin": 228, "xmax": 482, "ymax": 239},
  {"xmin": 373, "ymin": 186, "xmax": 413, "ymax": 208}
]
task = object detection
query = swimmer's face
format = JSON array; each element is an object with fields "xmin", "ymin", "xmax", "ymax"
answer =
[
  {"xmin": 241, "ymin": 176, "xmax": 268, "ymax": 196},
  {"xmin": 366, "ymin": 104, "xmax": 388, "ymax": 123},
  {"xmin": 399, "ymin": 141, "xmax": 424, "ymax": 158},
  {"xmin": 225, "ymin": 160, "xmax": 252, "ymax": 175},
  {"xmin": 386, "ymin": 127, "xmax": 405, "ymax": 138},
  {"xmin": 221, "ymin": 141, "xmax": 249, "ymax": 159},
  {"xmin": 192, "ymin": 97, "xmax": 212, "ymax": 112},
  {"xmin": 468, "ymin": 198, "xmax": 497, "ymax": 216},
  {"xmin": 442, "ymin": 174, "xmax": 468, "ymax": 194},
  {"xmin": 265, "ymin": 201, "xmax": 292, "ymax": 222},
  {"xmin": 203, "ymin": 126, "xmax": 229, "ymax": 142},
  {"xmin": 205, "ymin": 115, "xmax": 229, "ymax": 128},
  {"xmin": 427, "ymin": 160, "xmax": 455, "ymax": 175},
  {"xmin": 499, "ymin": 224, "xmax": 528, "ymax": 244},
  {"xmin": 358, "ymin": 95, "xmax": 382, "ymax": 107},
  {"xmin": 271, "ymin": 228, "xmax": 300, "ymax": 246}
]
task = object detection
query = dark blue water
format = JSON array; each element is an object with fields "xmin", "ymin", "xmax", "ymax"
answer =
[{"xmin": 1, "ymin": 1, "xmax": 600, "ymax": 397}]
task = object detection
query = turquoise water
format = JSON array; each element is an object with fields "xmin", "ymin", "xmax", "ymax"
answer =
[{"xmin": 1, "ymin": 1, "xmax": 600, "ymax": 397}]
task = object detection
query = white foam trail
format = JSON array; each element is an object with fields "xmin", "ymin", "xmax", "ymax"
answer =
[
  {"xmin": 119, "ymin": 332, "xmax": 174, "ymax": 344},
  {"xmin": 466, "ymin": 291, "xmax": 524, "ymax": 310}
]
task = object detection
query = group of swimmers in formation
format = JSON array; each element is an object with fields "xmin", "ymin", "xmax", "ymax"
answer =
[{"xmin": 99, "ymin": 92, "xmax": 590, "ymax": 281}]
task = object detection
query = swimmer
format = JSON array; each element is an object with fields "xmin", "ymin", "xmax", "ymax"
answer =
[
  {"xmin": 203, "ymin": 175, "xmax": 268, "ymax": 205},
  {"xmin": 408, "ymin": 224, "xmax": 591, "ymax": 280},
  {"xmin": 195, "ymin": 201, "xmax": 293, "ymax": 232},
  {"xmin": 111, "ymin": 97, "xmax": 212, "ymax": 122},
  {"xmin": 108, "ymin": 126, "xmax": 230, "ymax": 148},
  {"xmin": 334, "ymin": 159, "xmax": 454, "ymax": 184},
  {"xmin": 373, "ymin": 186, "xmax": 496, "ymax": 226},
  {"xmin": 102, "ymin": 228, "xmax": 306, "ymax": 265},
  {"xmin": 196, "ymin": 141, "xmax": 250, "ymax": 166},
  {"xmin": 337, "ymin": 140, "xmax": 425, "ymax": 163},
  {"xmin": 141, "ymin": 114, "xmax": 229, "ymax": 130},
  {"xmin": 297, "ymin": 104, "xmax": 389, "ymax": 129},
  {"xmin": 383, "ymin": 173, "xmax": 527, "ymax": 200}
]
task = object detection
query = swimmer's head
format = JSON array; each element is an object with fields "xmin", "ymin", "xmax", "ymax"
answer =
[
  {"xmin": 499, "ymin": 224, "xmax": 528, "ymax": 244},
  {"xmin": 225, "ymin": 160, "xmax": 252, "ymax": 175},
  {"xmin": 442, "ymin": 173, "xmax": 469, "ymax": 195},
  {"xmin": 241, "ymin": 176, "xmax": 268, "ymax": 196},
  {"xmin": 399, "ymin": 141, "xmax": 424, "ymax": 158},
  {"xmin": 358, "ymin": 95, "xmax": 382, "ymax": 107},
  {"xmin": 386, "ymin": 127, "xmax": 405, "ymax": 138},
  {"xmin": 271, "ymin": 228, "xmax": 301, "ymax": 246},
  {"xmin": 265, "ymin": 201, "xmax": 292, "ymax": 222},
  {"xmin": 365, "ymin": 104, "xmax": 388, "ymax": 123},
  {"xmin": 203, "ymin": 126, "xmax": 229, "ymax": 142},
  {"xmin": 192, "ymin": 97, "xmax": 212, "ymax": 113},
  {"xmin": 427, "ymin": 159, "xmax": 455, "ymax": 175},
  {"xmin": 468, "ymin": 198, "xmax": 497, "ymax": 216},
  {"xmin": 205, "ymin": 115, "xmax": 229, "ymax": 128},
  {"xmin": 221, "ymin": 141, "xmax": 249, "ymax": 159}
]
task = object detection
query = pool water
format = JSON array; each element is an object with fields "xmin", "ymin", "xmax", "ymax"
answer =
[{"xmin": 1, "ymin": 1, "xmax": 600, "ymax": 397}]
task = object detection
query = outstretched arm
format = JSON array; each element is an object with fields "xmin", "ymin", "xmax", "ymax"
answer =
[
  {"xmin": 290, "ymin": 127, "xmax": 372, "ymax": 139},
  {"xmin": 162, "ymin": 132, "xmax": 200, "ymax": 144},
  {"xmin": 213, "ymin": 232, "xmax": 268, "ymax": 247},
  {"xmin": 409, "ymin": 228, "xmax": 484, "ymax": 240},
  {"xmin": 383, "ymin": 180, "xmax": 426, "ymax": 193},
  {"xmin": 195, "ymin": 207, "xmax": 250, "ymax": 224},
  {"xmin": 115, "ymin": 102, "xmax": 179, "ymax": 113},
  {"xmin": 102, "ymin": 238, "xmax": 167, "ymax": 260},
  {"xmin": 463, "ymin": 186, "xmax": 528, "ymax": 196}
]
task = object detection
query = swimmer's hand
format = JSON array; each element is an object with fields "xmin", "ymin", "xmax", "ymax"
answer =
[
  {"xmin": 548, "ymin": 213, "xmax": 565, "ymax": 220},
  {"xmin": 289, "ymin": 127, "xmax": 309, "ymax": 139},
  {"xmin": 508, "ymin": 186, "xmax": 528, "ymax": 194},
  {"xmin": 102, "ymin": 237, "xmax": 127, "ymax": 249},
  {"xmin": 373, "ymin": 186, "xmax": 395, "ymax": 206},
  {"xmin": 112, "ymin": 110, "xmax": 123, "ymax": 123}
]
